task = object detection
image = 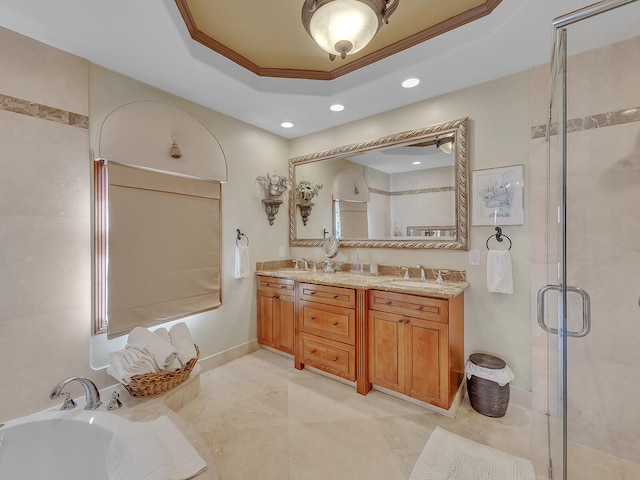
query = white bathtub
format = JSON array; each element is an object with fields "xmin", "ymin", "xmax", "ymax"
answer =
[
  {"xmin": 0, "ymin": 409, "xmax": 133, "ymax": 479},
  {"xmin": 0, "ymin": 407, "xmax": 208, "ymax": 480}
]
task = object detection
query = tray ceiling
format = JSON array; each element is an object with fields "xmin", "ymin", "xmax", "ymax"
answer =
[{"xmin": 176, "ymin": 0, "xmax": 503, "ymax": 80}]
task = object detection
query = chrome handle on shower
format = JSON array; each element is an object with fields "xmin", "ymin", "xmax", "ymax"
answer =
[{"xmin": 537, "ymin": 284, "xmax": 591, "ymax": 338}]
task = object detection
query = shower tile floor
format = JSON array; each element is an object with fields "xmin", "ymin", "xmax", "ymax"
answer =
[{"xmin": 177, "ymin": 348, "xmax": 640, "ymax": 480}]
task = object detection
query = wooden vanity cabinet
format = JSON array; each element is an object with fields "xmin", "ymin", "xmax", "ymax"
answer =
[
  {"xmin": 368, "ymin": 289, "xmax": 464, "ymax": 409},
  {"xmin": 257, "ymin": 276, "xmax": 295, "ymax": 354},
  {"xmin": 296, "ymin": 282, "xmax": 359, "ymax": 382}
]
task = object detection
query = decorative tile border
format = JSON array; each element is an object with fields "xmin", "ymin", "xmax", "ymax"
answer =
[
  {"xmin": 531, "ymin": 106, "xmax": 640, "ymax": 139},
  {"xmin": 0, "ymin": 93, "xmax": 88, "ymax": 129},
  {"xmin": 370, "ymin": 186, "xmax": 455, "ymax": 197}
]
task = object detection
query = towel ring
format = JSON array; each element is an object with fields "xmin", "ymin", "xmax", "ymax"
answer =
[
  {"xmin": 486, "ymin": 226, "xmax": 512, "ymax": 251},
  {"xmin": 236, "ymin": 229, "xmax": 249, "ymax": 246}
]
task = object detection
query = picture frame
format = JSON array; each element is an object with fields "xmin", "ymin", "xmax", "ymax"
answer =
[{"xmin": 472, "ymin": 165, "xmax": 524, "ymax": 226}]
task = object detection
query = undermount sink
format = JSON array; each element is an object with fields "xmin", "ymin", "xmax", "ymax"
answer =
[{"xmin": 391, "ymin": 280, "xmax": 445, "ymax": 288}]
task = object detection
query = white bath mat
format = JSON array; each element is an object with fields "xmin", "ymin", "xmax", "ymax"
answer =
[{"xmin": 409, "ymin": 426, "xmax": 536, "ymax": 480}]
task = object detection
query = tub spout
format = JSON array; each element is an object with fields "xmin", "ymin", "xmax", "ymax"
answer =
[{"xmin": 49, "ymin": 377, "xmax": 102, "ymax": 410}]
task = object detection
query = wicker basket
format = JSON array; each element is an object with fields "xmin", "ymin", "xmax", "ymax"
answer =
[{"xmin": 124, "ymin": 345, "xmax": 199, "ymax": 398}]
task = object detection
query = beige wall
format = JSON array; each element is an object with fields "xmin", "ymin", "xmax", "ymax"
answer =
[
  {"xmin": 0, "ymin": 26, "xmax": 93, "ymax": 420},
  {"xmin": 0, "ymin": 24, "xmax": 535, "ymax": 422},
  {"xmin": 0, "ymin": 27, "xmax": 289, "ymax": 421},
  {"xmin": 88, "ymin": 65, "xmax": 290, "ymax": 369},
  {"xmin": 289, "ymin": 71, "xmax": 534, "ymax": 393}
]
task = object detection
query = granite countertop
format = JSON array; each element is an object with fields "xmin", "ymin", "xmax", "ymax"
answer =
[{"xmin": 256, "ymin": 268, "xmax": 468, "ymax": 299}]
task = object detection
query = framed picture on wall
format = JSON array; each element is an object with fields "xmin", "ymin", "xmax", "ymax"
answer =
[{"xmin": 472, "ymin": 165, "xmax": 524, "ymax": 226}]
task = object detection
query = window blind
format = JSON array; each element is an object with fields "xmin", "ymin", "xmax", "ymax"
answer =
[{"xmin": 95, "ymin": 160, "xmax": 221, "ymax": 338}]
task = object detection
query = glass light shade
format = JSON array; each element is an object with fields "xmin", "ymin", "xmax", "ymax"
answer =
[
  {"xmin": 437, "ymin": 136, "xmax": 454, "ymax": 154},
  {"xmin": 309, "ymin": 0, "xmax": 379, "ymax": 57}
]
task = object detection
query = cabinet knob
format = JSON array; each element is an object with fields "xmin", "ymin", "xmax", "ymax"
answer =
[
  {"xmin": 281, "ymin": 285, "xmax": 287, "ymax": 289},
  {"xmin": 310, "ymin": 316, "xmax": 315, "ymax": 321},
  {"xmin": 404, "ymin": 320, "xmax": 409, "ymax": 324},
  {"xmin": 333, "ymin": 295, "xmax": 338, "ymax": 299},
  {"xmin": 386, "ymin": 301, "xmax": 392, "ymax": 305},
  {"xmin": 332, "ymin": 357, "xmax": 338, "ymax": 362},
  {"xmin": 272, "ymin": 295, "xmax": 279, "ymax": 299},
  {"xmin": 310, "ymin": 291, "xmax": 316, "ymax": 295},
  {"xmin": 332, "ymin": 321, "xmax": 338, "ymax": 326},
  {"xmin": 310, "ymin": 349, "xmax": 316, "ymax": 354},
  {"xmin": 416, "ymin": 306, "xmax": 422, "ymax": 310},
  {"xmin": 397, "ymin": 319, "xmax": 403, "ymax": 323}
]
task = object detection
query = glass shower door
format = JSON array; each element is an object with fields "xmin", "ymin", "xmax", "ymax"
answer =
[{"xmin": 541, "ymin": 1, "xmax": 640, "ymax": 478}]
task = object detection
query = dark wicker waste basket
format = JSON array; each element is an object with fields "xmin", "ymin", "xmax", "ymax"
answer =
[{"xmin": 467, "ymin": 353, "xmax": 510, "ymax": 418}]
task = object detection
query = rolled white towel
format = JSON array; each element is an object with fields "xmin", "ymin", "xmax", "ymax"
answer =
[
  {"xmin": 153, "ymin": 327, "xmax": 171, "ymax": 344},
  {"xmin": 153, "ymin": 328, "xmax": 182, "ymax": 371},
  {"xmin": 169, "ymin": 322, "xmax": 197, "ymax": 366},
  {"xmin": 128, "ymin": 326, "xmax": 178, "ymax": 371},
  {"xmin": 107, "ymin": 345, "xmax": 160, "ymax": 385}
]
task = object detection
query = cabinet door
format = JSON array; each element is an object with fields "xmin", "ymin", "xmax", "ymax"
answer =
[
  {"xmin": 257, "ymin": 290, "xmax": 277, "ymax": 348},
  {"xmin": 368, "ymin": 309, "xmax": 405, "ymax": 393},
  {"xmin": 258, "ymin": 289, "xmax": 295, "ymax": 355},
  {"xmin": 405, "ymin": 317, "xmax": 448, "ymax": 406},
  {"xmin": 277, "ymin": 293, "xmax": 295, "ymax": 354}
]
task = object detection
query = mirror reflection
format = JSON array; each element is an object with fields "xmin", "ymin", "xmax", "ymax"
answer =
[{"xmin": 289, "ymin": 118, "xmax": 468, "ymax": 249}]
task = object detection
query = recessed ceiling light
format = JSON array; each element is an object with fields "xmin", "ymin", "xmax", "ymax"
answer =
[
  {"xmin": 402, "ymin": 77, "xmax": 420, "ymax": 88},
  {"xmin": 281, "ymin": 122, "xmax": 294, "ymax": 128},
  {"xmin": 330, "ymin": 104, "xmax": 345, "ymax": 112},
  {"xmin": 412, "ymin": 161, "xmax": 422, "ymax": 165}
]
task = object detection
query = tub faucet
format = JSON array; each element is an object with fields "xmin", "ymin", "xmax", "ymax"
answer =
[
  {"xmin": 49, "ymin": 377, "xmax": 102, "ymax": 410},
  {"xmin": 416, "ymin": 265, "xmax": 426, "ymax": 281}
]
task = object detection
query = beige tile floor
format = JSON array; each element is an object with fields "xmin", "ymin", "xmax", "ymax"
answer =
[{"xmin": 178, "ymin": 349, "xmax": 640, "ymax": 480}]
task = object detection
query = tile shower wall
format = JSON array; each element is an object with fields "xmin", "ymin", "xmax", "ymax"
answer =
[
  {"xmin": 0, "ymin": 26, "xmax": 102, "ymax": 420},
  {"xmin": 529, "ymin": 36, "xmax": 640, "ymax": 463}
]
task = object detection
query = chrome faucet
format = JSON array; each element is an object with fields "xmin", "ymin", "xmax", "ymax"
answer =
[
  {"xmin": 435, "ymin": 269, "xmax": 449, "ymax": 283},
  {"xmin": 49, "ymin": 377, "xmax": 102, "ymax": 410},
  {"xmin": 402, "ymin": 267, "xmax": 410, "ymax": 279},
  {"xmin": 416, "ymin": 265, "xmax": 426, "ymax": 281}
]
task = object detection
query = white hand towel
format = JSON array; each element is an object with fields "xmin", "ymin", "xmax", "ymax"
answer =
[
  {"xmin": 106, "ymin": 415, "xmax": 207, "ymax": 480},
  {"xmin": 128, "ymin": 326, "xmax": 179, "ymax": 371},
  {"xmin": 234, "ymin": 244, "xmax": 251, "ymax": 279},
  {"xmin": 169, "ymin": 322, "xmax": 197, "ymax": 366},
  {"xmin": 487, "ymin": 249, "xmax": 514, "ymax": 294}
]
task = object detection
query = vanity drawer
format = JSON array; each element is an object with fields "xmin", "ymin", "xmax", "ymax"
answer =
[
  {"xmin": 258, "ymin": 276, "xmax": 296, "ymax": 293},
  {"xmin": 299, "ymin": 283, "xmax": 355, "ymax": 308},
  {"xmin": 369, "ymin": 290, "xmax": 449, "ymax": 323},
  {"xmin": 301, "ymin": 333, "xmax": 356, "ymax": 380},
  {"xmin": 299, "ymin": 300, "xmax": 356, "ymax": 345}
]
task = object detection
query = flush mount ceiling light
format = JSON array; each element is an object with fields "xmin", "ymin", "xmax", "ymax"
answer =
[
  {"xmin": 402, "ymin": 77, "xmax": 420, "ymax": 88},
  {"xmin": 330, "ymin": 104, "xmax": 345, "ymax": 111},
  {"xmin": 302, "ymin": 0, "xmax": 399, "ymax": 61},
  {"xmin": 281, "ymin": 122, "xmax": 294, "ymax": 128}
]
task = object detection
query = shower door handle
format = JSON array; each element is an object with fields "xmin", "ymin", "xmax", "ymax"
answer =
[{"xmin": 537, "ymin": 284, "xmax": 591, "ymax": 337}]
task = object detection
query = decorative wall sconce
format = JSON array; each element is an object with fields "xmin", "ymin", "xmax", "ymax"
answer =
[
  {"xmin": 297, "ymin": 202, "xmax": 314, "ymax": 226},
  {"xmin": 170, "ymin": 137, "xmax": 182, "ymax": 158},
  {"xmin": 296, "ymin": 179, "xmax": 323, "ymax": 226},
  {"xmin": 262, "ymin": 198, "xmax": 283, "ymax": 226},
  {"xmin": 256, "ymin": 172, "xmax": 290, "ymax": 225}
]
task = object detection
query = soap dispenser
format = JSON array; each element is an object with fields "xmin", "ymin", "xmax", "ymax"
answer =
[{"xmin": 352, "ymin": 254, "xmax": 363, "ymax": 273}]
